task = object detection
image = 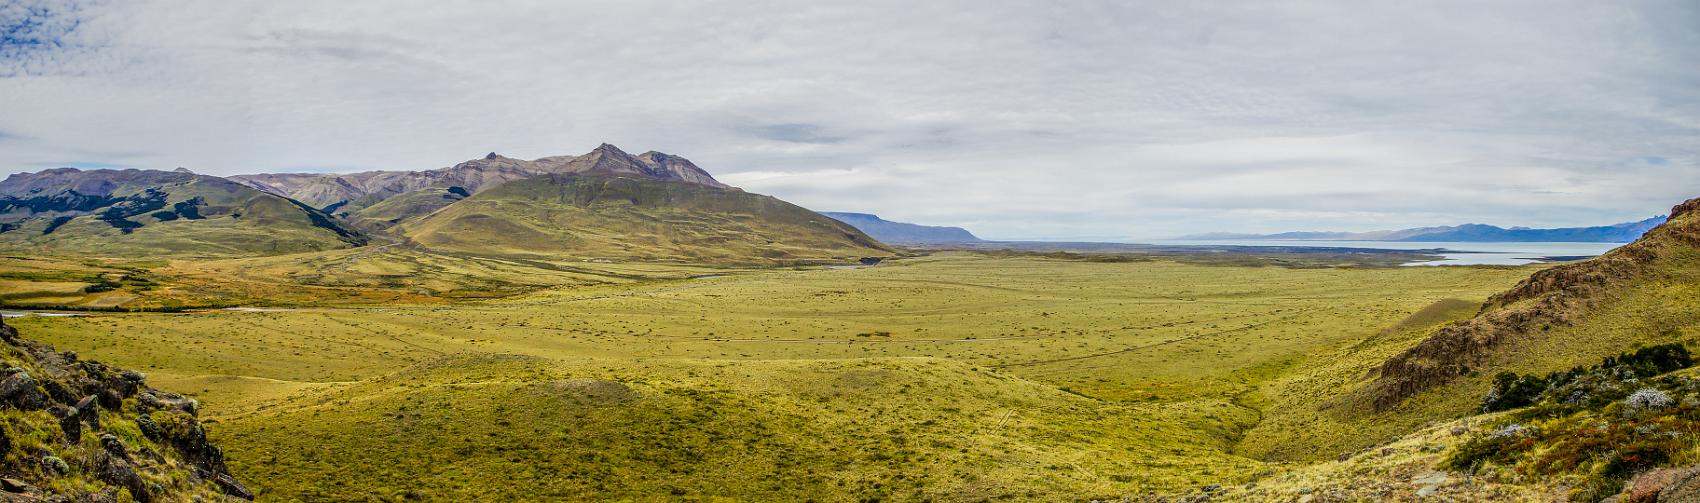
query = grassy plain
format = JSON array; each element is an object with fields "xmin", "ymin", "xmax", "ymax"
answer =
[{"xmin": 4, "ymin": 252, "xmax": 1543, "ymax": 500}]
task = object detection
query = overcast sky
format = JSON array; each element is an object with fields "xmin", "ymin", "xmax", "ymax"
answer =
[{"xmin": 2, "ymin": 1, "xmax": 1697, "ymax": 239}]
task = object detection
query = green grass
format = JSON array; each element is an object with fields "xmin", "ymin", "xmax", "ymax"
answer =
[{"xmin": 4, "ymin": 253, "xmax": 1543, "ymax": 500}]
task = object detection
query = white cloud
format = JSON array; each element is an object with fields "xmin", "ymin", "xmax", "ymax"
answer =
[{"xmin": 1, "ymin": 0, "xmax": 1697, "ymax": 239}]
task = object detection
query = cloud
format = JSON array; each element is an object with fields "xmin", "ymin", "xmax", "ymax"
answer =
[
  {"xmin": 0, "ymin": 0, "xmax": 1696, "ymax": 239},
  {"xmin": 738, "ymin": 123, "xmax": 847, "ymax": 145}
]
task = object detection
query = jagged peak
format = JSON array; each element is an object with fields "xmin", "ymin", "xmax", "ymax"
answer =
[{"xmin": 591, "ymin": 143, "xmax": 634, "ymax": 157}]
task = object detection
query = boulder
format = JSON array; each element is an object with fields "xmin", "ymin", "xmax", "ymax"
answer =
[
  {"xmin": 54, "ymin": 407, "xmax": 80, "ymax": 443},
  {"xmin": 40, "ymin": 381, "xmax": 76, "ymax": 406},
  {"xmin": 93, "ymin": 453, "xmax": 149, "ymax": 503},
  {"xmin": 0, "ymin": 373, "xmax": 47, "ymax": 410},
  {"xmin": 1615, "ymin": 466, "xmax": 1700, "ymax": 503},
  {"xmin": 1659, "ymin": 467, "xmax": 1700, "ymax": 502},
  {"xmin": 98, "ymin": 434, "xmax": 128, "ymax": 461},
  {"xmin": 215, "ymin": 473, "xmax": 254, "ymax": 500},
  {"xmin": 75, "ymin": 395, "xmax": 100, "ymax": 429}
]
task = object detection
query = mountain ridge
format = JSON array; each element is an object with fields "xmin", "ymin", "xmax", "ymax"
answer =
[
  {"xmin": 1179, "ymin": 216, "xmax": 1667, "ymax": 243},
  {"xmin": 229, "ymin": 144, "xmax": 730, "ymax": 219},
  {"xmin": 0, "ymin": 167, "xmax": 366, "ymax": 257},
  {"xmin": 820, "ymin": 212, "xmax": 981, "ymax": 244}
]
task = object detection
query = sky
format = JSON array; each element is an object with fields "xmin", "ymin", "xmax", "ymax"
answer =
[{"xmin": 1, "ymin": 1, "xmax": 1697, "ymax": 240}]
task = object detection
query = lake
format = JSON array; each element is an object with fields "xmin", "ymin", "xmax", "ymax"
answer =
[{"xmin": 1158, "ymin": 240, "xmax": 1626, "ymax": 266}]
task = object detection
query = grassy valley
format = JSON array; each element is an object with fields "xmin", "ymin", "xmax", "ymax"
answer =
[{"xmin": 5, "ymin": 252, "xmax": 1545, "ymax": 500}]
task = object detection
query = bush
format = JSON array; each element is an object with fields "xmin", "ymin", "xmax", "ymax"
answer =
[{"xmin": 1480, "ymin": 343, "xmax": 1693, "ymax": 413}]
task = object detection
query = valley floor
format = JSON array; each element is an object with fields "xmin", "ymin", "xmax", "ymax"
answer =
[{"xmin": 3, "ymin": 252, "xmax": 1542, "ymax": 501}]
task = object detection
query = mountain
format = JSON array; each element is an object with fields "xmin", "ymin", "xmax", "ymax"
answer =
[
  {"xmin": 819, "ymin": 212, "xmax": 981, "ymax": 244},
  {"xmin": 399, "ymin": 173, "xmax": 890, "ymax": 263},
  {"xmin": 1179, "ymin": 216, "xmax": 1667, "ymax": 243},
  {"xmin": 0, "ymin": 168, "xmax": 365, "ymax": 257},
  {"xmin": 231, "ymin": 144, "xmax": 729, "ymax": 231},
  {"xmin": 0, "ymin": 316, "xmax": 252, "ymax": 501}
]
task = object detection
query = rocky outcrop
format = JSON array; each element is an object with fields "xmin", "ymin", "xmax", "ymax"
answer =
[
  {"xmin": 0, "ymin": 316, "xmax": 251, "ymax": 501},
  {"xmin": 1369, "ymin": 197, "xmax": 1700, "ymax": 410}
]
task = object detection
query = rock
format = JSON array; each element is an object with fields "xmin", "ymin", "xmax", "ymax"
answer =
[
  {"xmin": 1614, "ymin": 465, "xmax": 1700, "ymax": 502},
  {"xmin": 54, "ymin": 407, "xmax": 80, "ymax": 443},
  {"xmin": 1411, "ymin": 470, "xmax": 1448, "ymax": 497},
  {"xmin": 98, "ymin": 388, "xmax": 120, "ymax": 410},
  {"xmin": 94, "ymin": 453, "xmax": 150, "ymax": 503},
  {"xmin": 136, "ymin": 415, "xmax": 161, "ymax": 441},
  {"xmin": 75, "ymin": 395, "xmax": 100, "ymax": 429},
  {"xmin": 0, "ymin": 477, "xmax": 25, "ymax": 493},
  {"xmin": 1660, "ymin": 468, "xmax": 1700, "ymax": 502},
  {"xmin": 99, "ymin": 434, "xmax": 128, "ymax": 460},
  {"xmin": 0, "ymin": 316, "xmax": 15, "ymax": 343},
  {"xmin": 40, "ymin": 381, "xmax": 76, "ymax": 405},
  {"xmin": 0, "ymin": 373, "xmax": 48, "ymax": 410},
  {"xmin": 137, "ymin": 392, "xmax": 162, "ymax": 411},
  {"xmin": 214, "ymin": 473, "xmax": 254, "ymax": 500}
]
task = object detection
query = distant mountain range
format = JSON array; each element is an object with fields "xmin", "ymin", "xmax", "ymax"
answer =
[
  {"xmin": 1178, "ymin": 216, "xmax": 1668, "ymax": 243},
  {"xmin": 0, "ymin": 167, "xmax": 365, "ymax": 256},
  {"xmin": 820, "ymin": 212, "xmax": 981, "ymax": 244},
  {"xmin": 0, "ymin": 144, "xmax": 891, "ymax": 262}
]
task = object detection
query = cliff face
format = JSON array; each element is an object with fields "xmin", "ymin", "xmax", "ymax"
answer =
[{"xmin": 0, "ymin": 316, "xmax": 251, "ymax": 502}]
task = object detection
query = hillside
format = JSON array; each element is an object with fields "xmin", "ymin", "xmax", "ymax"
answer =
[
  {"xmin": 1370, "ymin": 197, "xmax": 1700, "ymax": 409},
  {"xmin": 1230, "ymin": 196, "xmax": 1700, "ymax": 498},
  {"xmin": 1181, "ymin": 216, "xmax": 1666, "ymax": 243},
  {"xmin": 820, "ymin": 212, "xmax": 981, "ymax": 244},
  {"xmin": 231, "ymin": 144, "xmax": 730, "ymax": 230},
  {"xmin": 0, "ymin": 316, "xmax": 251, "ymax": 501},
  {"xmin": 399, "ymin": 173, "xmax": 890, "ymax": 263},
  {"xmin": 0, "ymin": 168, "xmax": 365, "ymax": 257}
]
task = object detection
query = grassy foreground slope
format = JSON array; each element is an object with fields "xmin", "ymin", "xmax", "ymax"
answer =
[
  {"xmin": 6, "ymin": 255, "xmax": 1539, "ymax": 500},
  {"xmin": 400, "ymin": 174, "xmax": 890, "ymax": 263}
]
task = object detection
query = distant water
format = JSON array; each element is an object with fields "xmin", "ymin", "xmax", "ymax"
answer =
[
  {"xmin": 1159, "ymin": 240, "xmax": 1626, "ymax": 266},
  {"xmin": 0, "ymin": 311, "xmax": 84, "ymax": 318}
]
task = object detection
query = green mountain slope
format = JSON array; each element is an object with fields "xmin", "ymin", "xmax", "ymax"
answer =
[
  {"xmin": 0, "ymin": 168, "xmax": 365, "ymax": 257},
  {"xmin": 399, "ymin": 173, "xmax": 890, "ymax": 263}
]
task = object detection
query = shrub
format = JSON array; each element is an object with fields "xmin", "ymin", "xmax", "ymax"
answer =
[{"xmin": 1624, "ymin": 388, "xmax": 1673, "ymax": 412}]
